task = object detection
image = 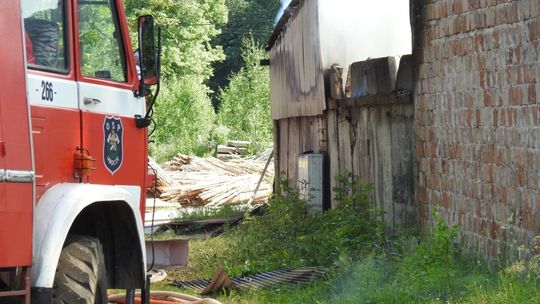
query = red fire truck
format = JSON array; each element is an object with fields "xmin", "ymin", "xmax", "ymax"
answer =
[{"xmin": 0, "ymin": 0, "xmax": 160, "ymax": 303}]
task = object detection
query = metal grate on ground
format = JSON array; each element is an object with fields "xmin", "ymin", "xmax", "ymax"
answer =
[{"xmin": 173, "ymin": 267, "xmax": 326, "ymax": 294}]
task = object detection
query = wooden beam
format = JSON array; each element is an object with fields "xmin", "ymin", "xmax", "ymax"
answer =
[{"xmin": 327, "ymin": 93, "xmax": 412, "ymax": 110}]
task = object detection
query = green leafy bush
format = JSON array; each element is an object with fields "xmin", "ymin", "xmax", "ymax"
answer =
[
  {"xmin": 189, "ymin": 176, "xmax": 383, "ymax": 277},
  {"xmin": 151, "ymin": 77, "xmax": 217, "ymax": 161},
  {"xmin": 216, "ymin": 36, "xmax": 272, "ymax": 153}
]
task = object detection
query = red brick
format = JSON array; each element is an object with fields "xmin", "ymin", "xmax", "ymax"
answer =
[
  {"xmin": 507, "ymin": 108, "xmax": 514, "ymax": 126},
  {"xmin": 528, "ymin": 85, "xmax": 537, "ymax": 104},
  {"xmin": 485, "ymin": 144, "xmax": 495, "ymax": 163},
  {"xmin": 480, "ymin": 164, "xmax": 493, "ymax": 183},
  {"xmin": 469, "ymin": 0, "xmax": 481, "ymax": 10},
  {"xmin": 452, "ymin": 0, "xmax": 465, "ymax": 15},
  {"xmin": 497, "ymin": 108, "xmax": 506, "ymax": 125},
  {"xmin": 490, "ymin": 221, "xmax": 499, "ymax": 239},
  {"xmin": 480, "ymin": 68, "xmax": 487, "ymax": 90},
  {"xmin": 416, "ymin": 142, "xmax": 425, "ymax": 157},
  {"xmin": 516, "ymin": 167, "xmax": 527, "ymax": 187},
  {"xmin": 514, "ymin": 149, "xmax": 525, "ymax": 167},
  {"xmin": 532, "ymin": 106, "xmax": 540, "ymax": 125},
  {"xmin": 466, "ymin": 109, "xmax": 473, "ymax": 126},
  {"xmin": 505, "ymin": 2, "xmax": 519, "ymax": 23},
  {"xmin": 474, "ymin": 200, "xmax": 482, "ymax": 216},
  {"xmin": 529, "ymin": 18, "xmax": 540, "ymax": 41},
  {"xmin": 425, "ymin": 3, "xmax": 437, "ymax": 21},
  {"xmin": 496, "ymin": 6, "xmax": 508, "ymax": 24},
  {"xmin": 494, "ymin": 147, "xmax": 506, "ymax": 165},
  {"xmin": 521, "ymin": 208, "xmax": 534, "ymax": 230},
  {"xmin": 486, "ymin": 0, "xmax": 498, "ymax": 7}
]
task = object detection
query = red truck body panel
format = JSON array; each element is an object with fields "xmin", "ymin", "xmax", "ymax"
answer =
[{"xmin": 0, "ymin": 0, "xmax": 33, "ymax": 268}]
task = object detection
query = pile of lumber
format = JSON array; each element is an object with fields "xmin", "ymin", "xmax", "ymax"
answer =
[
  {"xmin": 149, "ymin": 150, "xmax": 274, "ymax": 207},
  {"xmin": 216, "ymin": 140, "xmax": 249, "ymax": 159}
]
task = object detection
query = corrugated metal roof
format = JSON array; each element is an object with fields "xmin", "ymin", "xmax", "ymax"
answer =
[{"xmin": 173, "ymin": 267, "xmax": 326, "ymax": 294}]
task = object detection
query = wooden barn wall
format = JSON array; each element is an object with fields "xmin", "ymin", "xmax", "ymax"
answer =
[
  {"xmin": 273, "ymin": 115, "xmax": 327, "ymax": 193},
  {"xmin": 327, "ymin": 101, "xmax": 415, "ymax": 228},
  {"xmin": 269, "ymin": 0, "xmax": 326, "ymax": 120}
]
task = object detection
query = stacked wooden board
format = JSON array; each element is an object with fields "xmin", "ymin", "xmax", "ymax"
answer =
[
  {"xmin": 216, "ymin": 140, "xmax": 249, "ymax": 159},
  {"xmin": 149, "ymin": 150, "xmax": 274, "ymax": 207}
]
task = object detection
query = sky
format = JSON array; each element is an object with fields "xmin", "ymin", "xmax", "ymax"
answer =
[{"xmin": 277, "ymin": 0, "xmax": 289, "ymax": 21}]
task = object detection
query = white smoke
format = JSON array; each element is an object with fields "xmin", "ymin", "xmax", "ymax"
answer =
[
  {"xmin": 318, "ymin": 0, "xmax": 412, "ymax": 64},
  {"xmin": 274, "ymin": 0, "xmax": 412, "ymax": 67}
]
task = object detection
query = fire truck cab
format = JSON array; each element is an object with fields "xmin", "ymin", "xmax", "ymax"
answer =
[{"xmin": 0, "ymin": 0, "xmax": 159, "ymax": 303}]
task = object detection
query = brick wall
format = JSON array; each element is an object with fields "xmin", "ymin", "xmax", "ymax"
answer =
[{"xmin": 413, "ymin": 0, "xmax": 540, "ymax": 261}]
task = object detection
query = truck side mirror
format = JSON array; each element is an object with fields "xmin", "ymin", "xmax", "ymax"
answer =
[
  {"xmin": 138, "ymin": 15, "xmax": 158, "ymax": 88},
  {"xmin": 135, "ymin": 15, "xmax": 162, "ymax": 129}
]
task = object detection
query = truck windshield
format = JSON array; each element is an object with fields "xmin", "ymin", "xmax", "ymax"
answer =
[
  {"xmin": 78, "ymin": 0, "xmax": 127, "ymax": 82},
  {"xmin": 22, "ymin": 0, "xmax": 68, "ymax": 73}
]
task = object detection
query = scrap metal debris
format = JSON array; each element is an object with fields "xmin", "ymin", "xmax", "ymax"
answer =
[{"xmin": 173, "ymin": 267, "xmax": 326, "ymax": 295}]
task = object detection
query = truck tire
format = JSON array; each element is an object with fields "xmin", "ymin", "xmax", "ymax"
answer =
[{"xmin": 52, "ymin": 235, "xmax": 107, "ymax": 304}]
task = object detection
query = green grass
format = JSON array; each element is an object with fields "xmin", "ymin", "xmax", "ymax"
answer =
[
  {"xmin": 175, "ymin": 205, "xmax": 247, "ymax": 222},
  {"xmin": 151, "ymin": 177, "xmax": 540, "ymax": 303}
]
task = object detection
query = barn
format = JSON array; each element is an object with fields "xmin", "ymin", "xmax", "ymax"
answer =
[{"xmin": 267, "ymin": 0, "xmax": 415, "ymax": 228}]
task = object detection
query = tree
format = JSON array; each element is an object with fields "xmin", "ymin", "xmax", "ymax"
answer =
[
  {"xmin": 124, "ymin": 0, "xmax": 228, "ymax": 81},
  {"xmin": 124, "ymin": 1, "xmax": 228, "ymax": 159},
  {"xmin": 217, "ymin": 36, "xmax": 272, "ymax": 149},
  {"xmin": 151, "ymin": 77, "xmax": 217, "ymax": 161},
  {"xmin": 209, "ymin": 0, "xmax": 280, "ymax": 106}
]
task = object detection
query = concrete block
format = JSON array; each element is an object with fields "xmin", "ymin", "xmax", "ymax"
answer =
[{"xmin": 349, "ymin": 56, "xmax": 397, "ymax": 98}]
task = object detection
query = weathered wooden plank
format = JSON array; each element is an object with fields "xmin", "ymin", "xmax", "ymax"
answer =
[
  {"xmin": 326, "ymin": 109, "xmax": 340, "ymax": 208},
  {"xmin": 337, "ymin": 107, "xmax": 353, "ymax": 177},
  {"xmin": 390, "ymin": 104, "xmax": 415, "ymax": 227},
  {"xmin": 371, "ymin": 107, "xmax": 394, "ymax": 226},
  {"xmin": 299, "ymin": 117, "xmax": 311, "ymax": 153},
  {"xmin": 279, "ymin": 119, "xmax": 289, "ymax": 181},
  {"xmin": 287, "ymin": 117, "xmax": 300, "ymax": 183},
  {"xmin": 316, "ymin": 116, "xmax": 327, "ymax": 153},
  {"xmin": 273, "ymin": 119, "xmax": 281, "ymax": 193},
  {"xmin": 350, "ymin": 107, "xmax": 361, "ymax": 181},
  {"xmin": 358, "ymin": 108, "xmax": 372, "ymax": 183},
  {"xmin": 329, "ymin": 64, "xmax": 345, "ymax": 99},
  {"xmin": 327, "ymin": 94, "xmax": 412, "ymax": 110}
]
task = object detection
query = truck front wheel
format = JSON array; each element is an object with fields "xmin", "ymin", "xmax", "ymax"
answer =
[{"xmin": 52, "ymin": 235, "xmax": 108, "ymax": 304}]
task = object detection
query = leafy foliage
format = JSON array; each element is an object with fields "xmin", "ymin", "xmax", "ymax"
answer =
[
  {"xmin": 188, "ymin": 176, "xmax": 382, "ymax": 278},
  {"xmin": 216, "ymin": 37, "xmax": 272, "ymax": 150},
  {"xmin": 124, "ymin": 0, "xmax": 227, "ymax": 81},
  {"xmin": 124, "ymin": 0, "xmax": 229, "ymax": 158},
  {"xmin": 209, "ymin": 0, "xmax": 280, "ymax": 103},
  {"xmin": 150, "ymin": 77, "xmax": 217, "ymax": 161}
]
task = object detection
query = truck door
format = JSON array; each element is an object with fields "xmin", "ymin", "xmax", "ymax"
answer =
[
  {"xmin": 22, "ymin": 0, "xmax": 81, "ymax": 200},
  {"xmin": 0, "ymin": 0, "xmax": 34, "ymax": 268},
  {"xmin": 75, "ymin": 0, "xmax": 147, "ymax": 203}
]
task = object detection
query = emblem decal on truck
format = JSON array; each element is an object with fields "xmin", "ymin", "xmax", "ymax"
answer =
[{"xmin": 103, "ymin": 116, "xmax": 123, "ymax": 174}]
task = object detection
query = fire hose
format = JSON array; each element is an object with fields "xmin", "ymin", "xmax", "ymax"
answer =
[{"xmin": 108, "ymin": 291, "xmax": 221, "ymax": 304}]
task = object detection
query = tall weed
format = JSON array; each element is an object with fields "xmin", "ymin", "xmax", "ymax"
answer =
[{"xmin": 189, "ymin": 177, "xmax": 383, "ymax": 277}]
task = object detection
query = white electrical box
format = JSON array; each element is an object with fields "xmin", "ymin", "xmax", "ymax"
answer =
[{"xmin": 298, "ymin": 153, "xmax": 324, "ymax": 212}]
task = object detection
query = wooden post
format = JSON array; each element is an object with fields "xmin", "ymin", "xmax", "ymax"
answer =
[
  {"xmin": 273, "ymin": 120, "xmax": 281, "ymax": 193},
  {"xmin": 329, "ymin": 64, "xmax": 345, "ymax": 100}
]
